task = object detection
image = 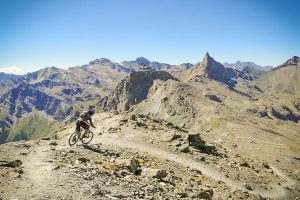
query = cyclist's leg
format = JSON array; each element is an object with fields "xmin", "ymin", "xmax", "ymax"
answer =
[{"xmin": 76, "ymin": 120, "xmax": 81, "ymax": 132}]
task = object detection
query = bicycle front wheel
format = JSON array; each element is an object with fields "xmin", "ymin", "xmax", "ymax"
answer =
[
  {"xmin": 81, "ymin": 130, "xmax": 94, "ymax": 144},
  {"xmin": 69, "ymin": 132, "xmax": 80, "ymax": 146}
]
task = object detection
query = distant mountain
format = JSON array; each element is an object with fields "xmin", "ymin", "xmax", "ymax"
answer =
[
  {"xmin": 223, "ymin": 61, "xmax": 273, "ymax": 71},
  {"xmin": 121, "ymin": 57, "xmax": 193, "ymax": 74},
  {"xmin": 257, "ymin": 56, "xmax": 300, "ymax": 96},
  {"xmin": 0, "ymin": 59, "xmax": 129, "ymax": 143},
  {"xmin": 275, "ymin": 56, "xmax": 300, "ymax": 70},
  {"xmin": 182, "ymin": 53, "xmax": 237, "ymax": 86},
  {"xmin": 0, "ymin": 72, "xmax": 19, "ymax": 81},
  {"xmin": 121, "ymin": 57, "xmax": 171, "ymax": 71}
]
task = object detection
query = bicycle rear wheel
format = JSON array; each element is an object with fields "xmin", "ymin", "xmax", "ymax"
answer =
[
  {"xmin": 69, "ymin": 131, "xmax": 80, "ymax": 146},
  {"xmin": 81, "ymin": 130, "xmax": 94, "ymax": 144}
]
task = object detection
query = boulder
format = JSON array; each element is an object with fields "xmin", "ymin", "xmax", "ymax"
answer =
[
  {"xmin": 0, "ymin": 160, "xmax": 22, "ymax": 168},
  {"xmin": 8, "ymin": 171, "xmax": 21, "ymax": 178},
  {"xmin": 187, "ymin": 132, "xmax": 206, "ymax": 149},
  {"xmin": 163, "ymin": 131, "xmax": 181, "ymax": 142},
  {"xmin": 143, "ymin": 168, "xmax": 168, "ymax": 179},
  {"xmin": 205, "ymin": 94, "xmax": 222, "ymax": 103},
  {"xmin": 179, "ymin": 144, "xmax": 190, "ymax": 153},
  {"xmin": 243, "ymin": 183, "xmax": 253, "ymax": 191},
  {"xmin": 191, "ymin": 187, "xmax": 213, "ymax": 199},
  {"xmin": 42, "ymin": 137, "xmax": 51, "ymax": 140},
  {"xmin": 49, "ymin": 141, "xmax": 58, "ymax": 146},
  {"xmin": 77, "ymin": 157, "xmax": 90, "ymax": 163},
  {"xmin": 262, "ymin": 161, "xmax": 270, "ymax": 169}
]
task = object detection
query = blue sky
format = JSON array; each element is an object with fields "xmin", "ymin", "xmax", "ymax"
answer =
[{"xmin": 0, "ymin": 0, "xmax": 299, "ymax": 73}]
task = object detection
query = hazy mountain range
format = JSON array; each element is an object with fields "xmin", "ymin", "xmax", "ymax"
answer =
[
  {"xmin": 223, "ymin": 61, "xmax": 273, "ymax": 71},
  {"xmin": 0, "ymin": 72, "xmax": 19, "ymax": 81}
]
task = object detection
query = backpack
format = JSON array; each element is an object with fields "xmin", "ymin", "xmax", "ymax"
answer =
[{"xmin": 80, "ymin": 111, "xmax": 88, "ymax": 118}]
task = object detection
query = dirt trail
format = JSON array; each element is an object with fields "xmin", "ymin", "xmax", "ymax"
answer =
[
  {"xmin": 20, "ymin": 142, "xmax": 57, "ymax": 198},
  {"xmin": 89, "ymin": 134, "xmax": 294, "ymax": 199}
]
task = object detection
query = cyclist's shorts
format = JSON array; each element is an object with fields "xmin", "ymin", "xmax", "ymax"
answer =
[{"xmin": 79, "ymin": 120, "xmax": 90, "ymax": 129}]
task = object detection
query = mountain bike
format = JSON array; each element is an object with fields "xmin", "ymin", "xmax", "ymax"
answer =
[{"xmin": 68, "ymin": 128, "xmax": 94, "ymax": 146}]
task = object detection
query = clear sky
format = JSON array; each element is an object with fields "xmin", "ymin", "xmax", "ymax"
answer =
[{"xmin": 0, "ymin": 0, "xmax": 299, "ymax": 74}]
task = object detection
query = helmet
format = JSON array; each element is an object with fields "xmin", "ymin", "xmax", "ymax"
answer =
[{"xmin": 88, "ymin": 109, "xmax": 95, "ymax": 115}]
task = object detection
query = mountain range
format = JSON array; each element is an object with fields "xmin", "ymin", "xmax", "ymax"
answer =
[
  {"xmin": 0, "ymin": 54, "xmax": 299, "ymax": 144},
  {"xmin": 1, "ymin": 53, "xmax": 300, "ymax": 199},
  {"xmin": 0, "ymin": 72, "xmax": 19, "ymax": 81},
  {"xmin": 0, "ymin": 57, "xmax": 192, "ymax": 143},
  {"xmin": 223, "ymin": 61, "xmax": 273, "ymax": 71}
]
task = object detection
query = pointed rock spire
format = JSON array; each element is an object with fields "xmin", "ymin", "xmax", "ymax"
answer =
[
  {"xmin": 182, "ymin": 52, "xmax": 237, "ymax": 86},
  {"xmin": 204, "ymin": 52, "xmax": 210, "ymax": 58},
  {"xmin": 202, "ymin": 52, "xmax": 213, "ymax": 64}
]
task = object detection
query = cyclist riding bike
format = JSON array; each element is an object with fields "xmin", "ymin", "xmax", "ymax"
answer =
[{"xmin": 75, "ymin": 108, "xmax": 96, "ymax": 134}]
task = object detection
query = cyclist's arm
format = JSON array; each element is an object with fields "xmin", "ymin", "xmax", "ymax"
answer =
[{"xmin": 87, "ymin": 116, "xmax": 95, "ymax": 127}]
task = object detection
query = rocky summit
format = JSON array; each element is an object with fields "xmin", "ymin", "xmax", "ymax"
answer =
[
  {"xmin": 0, "ymin": 54, "xmax": 300, "ymax": 200},
  {"xmin": 182, "ymin": 53, "xmax": 237, "ymax": 86}
]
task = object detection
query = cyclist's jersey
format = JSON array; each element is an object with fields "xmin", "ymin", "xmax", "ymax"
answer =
[{"xmin": 80, "ymin": 111, "xmax": 94, "ymax": 127}]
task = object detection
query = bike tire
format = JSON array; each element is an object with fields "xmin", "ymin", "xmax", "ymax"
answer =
[
  {"xmin": 81, "ymin": 130, "xmax": 94, "ymax": 144},
  {"xmin": 69, "ymin": 131, "xmax": 80, "ymax": 146}
]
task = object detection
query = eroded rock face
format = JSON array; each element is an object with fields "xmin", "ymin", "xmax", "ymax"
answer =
[{"xmin": 99, "ymin": 67, "xmax": 178, "ymax": 112}]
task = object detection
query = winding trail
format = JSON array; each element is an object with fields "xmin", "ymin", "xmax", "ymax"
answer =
[{"xmin": 91, "ymin": 135, "xmax": 294, "ymax": 199}]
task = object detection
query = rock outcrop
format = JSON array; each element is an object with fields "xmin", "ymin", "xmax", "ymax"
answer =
[{"xmin": 99, "ymin": 67, "xmax": 178, "ymax": 112}]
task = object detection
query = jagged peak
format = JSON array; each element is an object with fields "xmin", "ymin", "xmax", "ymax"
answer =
[
  {"xmin": 204, "ymin": 52, "xmax": 210, "ymax": 57},
  {"xmin": 89, "ymin": 58, "xmax": 112, "ymax": 65},
  {"xmin": 135, "ymin": 57, "xmax": 151, "ymax": 66},
  {"xmin": 202, "ymin": 52, "xmax": 216, "ymax": 64},
  {"xmin": 36, "ymin": 66, "xmax": 61, "ymax": 74}
]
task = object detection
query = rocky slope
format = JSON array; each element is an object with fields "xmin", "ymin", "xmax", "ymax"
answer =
[{"xmin": 0, "ymin": 111, "xmax": 299, "ymax": 199}]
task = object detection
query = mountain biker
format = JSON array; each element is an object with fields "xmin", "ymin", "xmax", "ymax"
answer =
[{"xmin": 75, "ymin": 108, "xmax": 96, "ymax": 133}]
